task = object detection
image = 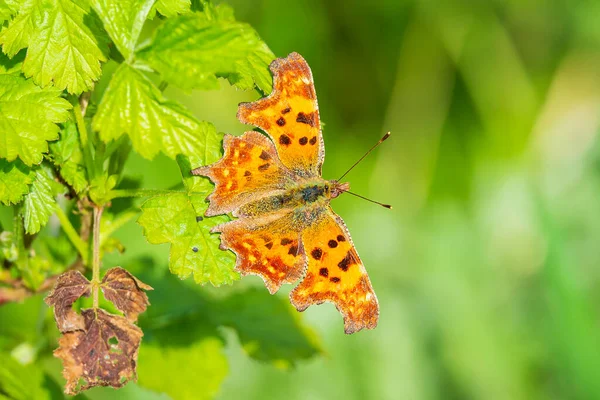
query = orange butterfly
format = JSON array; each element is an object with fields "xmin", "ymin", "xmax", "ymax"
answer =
[{"xmin": 193, "ymin": 52, "xmax": 379, "ymax": 333}]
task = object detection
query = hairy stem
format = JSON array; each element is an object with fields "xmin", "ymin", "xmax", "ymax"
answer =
[
  {"xmin": 91, "ymin": 207, "xmax": 103, "ymax": 309},
  {"xmin": 54, "ymin": 204, "xmax": 89, "ymax": 263}
]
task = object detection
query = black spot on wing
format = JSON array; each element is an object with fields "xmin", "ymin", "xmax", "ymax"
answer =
[
  {"xmin": 311, "ymin": 248, "xmax": 322, "ymax": 260},
  {"xmin": 279, "ymin": 135, "xmax": 291, "ymax": 146},
  {"xmin": 296, "ymin": 112, "xmax": 316, "ymax": 127}
]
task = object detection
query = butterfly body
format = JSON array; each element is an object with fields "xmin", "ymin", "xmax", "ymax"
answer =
[{"xmin": 193, "ymin": 53, "xmax": 378, "ymax": 333}]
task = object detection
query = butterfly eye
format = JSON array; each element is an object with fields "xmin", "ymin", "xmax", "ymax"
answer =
[{"xmin": 325, "ymin": 184, "xmax": 329, "ymax": 191}]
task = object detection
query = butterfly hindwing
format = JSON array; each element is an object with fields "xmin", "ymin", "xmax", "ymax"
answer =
[
  {"xmin": 238, "ymin": 52, "xmax": 324, "ymax": 176},
  {"xmin": 290, "ymin": 208, "xmax": 379, "ymax": 334},
  {"xmin": 214, "ymin": 211, "xmax": 305, "ymax": 294}
]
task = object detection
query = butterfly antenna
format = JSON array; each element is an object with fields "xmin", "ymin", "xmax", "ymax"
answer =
[
  {"xmin": 338, "ymin": 132, "xmax": 391, "ymax": 181},
  {"xmin": 345, "ymin": 191, "xmax": 392, "ymax": 209}
]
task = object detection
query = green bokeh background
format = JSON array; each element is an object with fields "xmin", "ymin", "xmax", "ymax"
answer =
[{"xmin": 4, "ymin": 0, "xmax": 600, "ymax": 399}]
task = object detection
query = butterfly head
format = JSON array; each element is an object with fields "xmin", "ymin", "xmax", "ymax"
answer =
[{"xmin": 327, "ymin": 180, "xmax": 350, "ymax": 199}]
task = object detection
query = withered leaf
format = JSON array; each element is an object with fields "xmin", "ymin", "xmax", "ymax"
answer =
[
  {"xmin": 45, "ymin": 271, "xmax": 91, "ymax": 332},
  {"xmin": 101, "ymin": 267, "xmax": 153, "ymax": 322},
  {"xmin": 55, "ymin": 308, "xmax": 143, "ymax": 395}
]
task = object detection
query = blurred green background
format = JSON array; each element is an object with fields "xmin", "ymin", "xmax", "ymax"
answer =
[
  {"xmin": 4, "ymin": 0, "xmax": 600, "ymax": 399},
  {"xmin": 210, "ymin": 0, "xmax": 600, "ymax": 399}
]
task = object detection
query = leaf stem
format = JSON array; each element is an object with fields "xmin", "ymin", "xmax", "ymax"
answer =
[
  {"xmin": 108, "ymin": 188, "xmax": 185, "ymax": 199},
  {"xmin": 54, "ymin": 204, "xmax": 89, "ymax": 263},
  {"xmin": 91, "ymin": 207, "xmax": 103, "ymax": 309}
]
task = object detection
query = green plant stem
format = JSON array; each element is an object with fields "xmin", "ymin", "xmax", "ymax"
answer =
[
  {"xmin": 73, "ymin": 99, "xmax": 95, "ymax": 179},
  {"xmin": 91, "ymin": 207, "xmax": 103, "ymax": 309},
  {"xmin": 109, "ymin": 188, "xmax": 185, "ymax": 199},
  {"xmin": 54, "ymin": 204, "xmax": 89, "ymax": 263}
]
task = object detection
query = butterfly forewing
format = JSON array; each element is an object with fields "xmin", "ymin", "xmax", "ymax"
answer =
[{"xmin": 238, "ymin": 52, "xmax": 325, "ymax": 176}]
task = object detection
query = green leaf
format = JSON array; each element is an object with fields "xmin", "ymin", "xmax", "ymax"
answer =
[
  {"xmin": 0, "ymin": 0, "xmax": 19, "ymax": 24},
  {"xmin": 21, "ymin": 167, "xmax": 56, "ymax": 234},
  {"xmin": 0, "ymin": 352, "xmax": 50, "ymax": 400},
  {"xmin": 0, "ymin": 158, "xmax": 34, "ymax": 205},
  {"xmin": 151, "ymin": 0, "xmax": 190, "ymax": 18},
  {"xmin": 49, "ymin": 121, "xmax": 87, "ymax": 193},
  {"xmin": 91, "ymin": 0, "xmax": 155, "ymax": 60},
  {"xmin": 138, "ymin": 192, "xmax": 237, "ymax": 286},
  {"xmin": 93, "ymin": 63, "xmax": 221, "ymax": 159},
  {"xmin": 138, "ymin": 338, "xmax": 228, "ymax": 400},
  {"xmin": 216, "ymin": 288, "xmax": 322, "ymax": 366},
  {"xmin": 89, "ymin": 174, "xmax": 117, "ymax": 206},
  {"xmin": 0, "ymin": 0, "xmax": 108, "ymax": 94},
  {"xmin": 138, "ymin": 150, "xmax": 237, "ymax": 286},
  {"xmin": 137, "ymin": 11, "xmax": 274, "ymax": 92},
  {"xmin": 0, "ymin": 74, "xmax": 71, "ymax": 166},
  {"xmin": 0, "ymin": 0, "xmax": 35, "ymax": 57}
]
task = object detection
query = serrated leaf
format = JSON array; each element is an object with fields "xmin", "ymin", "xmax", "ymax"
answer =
[
  {"xmin": 21, "ymin": 167, "xmax": 56, "ymax": 234},
  {"xmin": 138, "ymin": 192, "xmax": 237, "ymax": 285},
  {"xmin": 137, "ymin": 338, "xmax": 227, "ymax": 400},
  {"xmin": 4, "ymin": 87, "xmax": 66, "ymax": 173},
  {"xmin": 138, "ymin": 12, "xmax": 274, "ymax": 92},
  {"xmin": 91, "ymin": 0, "xmax": 155, "ymax": 60},
  {"xmin": 138, "ymin": 150, "xmax": 237, "ymax": 285},
  {"xmin": 93, "ymin": 63, "xmax": 221, "ymax": 159},
  {"xmin": 0, "ymin": 0, "xmax": 20, "ymax": 27},
  {"xmin": 150, "ymin": 0, "xmax": 190, "ymax": 18},
  {"xmin": 49, "ymin": 121, "xmax": 88, "ymax": 193},
  {"xmin": 101, "ymin": 267, "xmax": 152, "ymax": 322},
  {"xmin": 0, "ymin": 158, "xmax": 34, "ymax": 205},
  {"xmin": 0, "ymin": 74, "xmax": 71, "ymax": 165},
  {"xmin": 0, "ymin": 0, "xmax": 35, "ymax": 57},
  {"xmin": 45, "ymin": 270, "xmax": 91, "ymax": 332},
  {"xmin": 0, "ymin": 0, "xmax": 108, "ymax": 94},
  {"xmin": 54, "ymin": 308, "xmax": 143, "ymax": 395}
]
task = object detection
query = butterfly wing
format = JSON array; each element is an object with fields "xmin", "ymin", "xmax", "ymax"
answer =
[
  {"xmin": 214, "ymin": 211, "xmax": 306, "ymax": 294},
  {"xmin": 192, "ymin": 131, "xmax": 292, "ymax": 216},
  {"xmin": 290, "ymin": 208, "xmax": 379, "ymax": 334},
  {"xmin": 238, "ymin": 52, "xmax": 324, "ymax": 176}
]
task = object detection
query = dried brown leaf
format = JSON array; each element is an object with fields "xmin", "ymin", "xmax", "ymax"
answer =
[
  {"xmin": 101, "ymin": 267, "xmax": 153, "ymax": 322},
  {"xmin": 45, "ymin": 271, "xmax": 91, "ymax": 332},
  {"xmin": 55, "ymin": 308, "xmax": 143, "ymax": 395}
]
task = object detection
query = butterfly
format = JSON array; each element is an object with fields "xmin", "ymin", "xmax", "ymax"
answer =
[{"xmin": 192, "ymin": 52, "xmax": 379, "ymax": 333}]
